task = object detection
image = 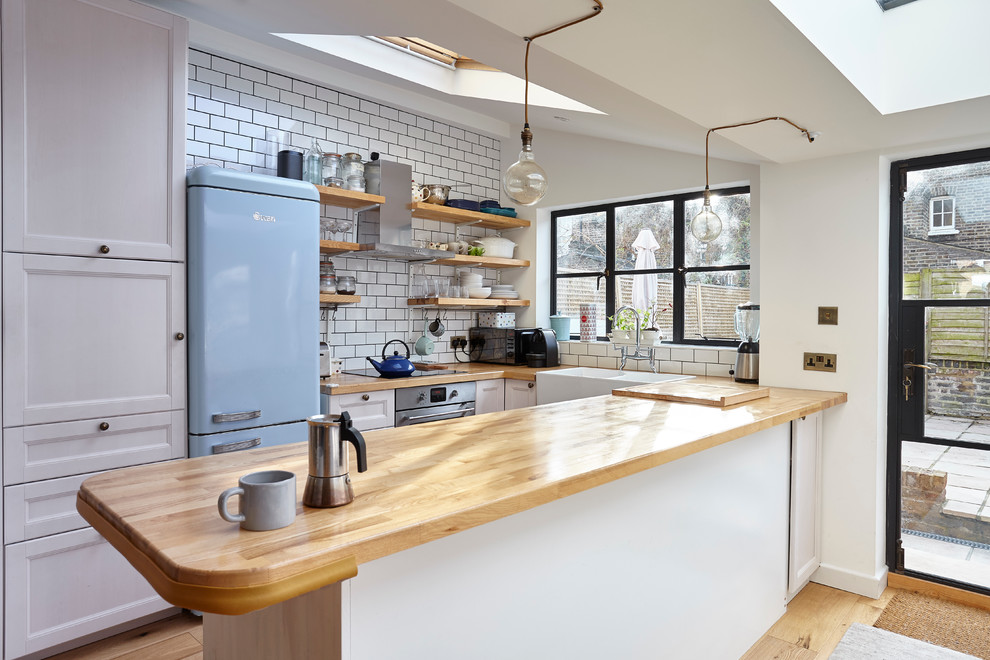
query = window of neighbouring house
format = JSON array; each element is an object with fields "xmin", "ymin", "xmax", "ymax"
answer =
[
  {"xmin": 929, "ymin": 196, "xmax": 957, "ymax": 235},
  {"xmin": 551, "ymin": 186, "xmax": 750, "ymax": 345}
]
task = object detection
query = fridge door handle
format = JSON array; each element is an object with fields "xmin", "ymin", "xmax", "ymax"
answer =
[
  {"xmin": 212, "ymin": 410, "xmax": 262, "ymax": 423},
  {"xmin": 211, "ymin": 437, "xmax": 262, "ymax": 454}
]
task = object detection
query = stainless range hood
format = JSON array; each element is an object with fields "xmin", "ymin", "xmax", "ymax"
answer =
[{"xmin": 355, "ymin": 160, "xmax": 449, "ymax": 261}]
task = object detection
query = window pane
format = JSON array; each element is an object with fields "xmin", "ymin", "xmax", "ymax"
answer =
[
  {"xmin": 556, "ymin": 211, "xmax": 607, "ymax": 274},
  {"xmin": 554, "ymin": 276, "xmax": 606, "ymax": 338},
  {"xmin": 684, "ymin": 193, "xmax": 751, "ymax": 267},
  {"xmin": 614, "ymin": 201, "xmax": 673, "ymax": 270},
  {"xmin": 683, "ymin": 270, "xmax": 750, "ymax": 341},
  {"xmin": 615, "ymin": 273, "xmax": 673, "ymax": 338},
  {"xmin": 904, "ymin": 161, "xmax": 990, "ymax": 300}
]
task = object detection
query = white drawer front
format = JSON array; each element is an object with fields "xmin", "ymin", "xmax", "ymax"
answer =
[
  {"xmin": 328, "ymin": 390, "xmax": 395, "ymax": 430},
  {"xmin": 4, "ymin": 410, "xmax": 185, "ymax": 485},
  {"xmin": 4, "ymin": 472, "xmax": 96, "ymax": 543},
  {"xmin": 5, "ymin": 527, "xmax": 171, "ymax": 658}
]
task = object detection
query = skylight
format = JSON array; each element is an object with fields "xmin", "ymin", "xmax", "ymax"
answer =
[
  {"xmin": 770, "ymin": 0, "xmax": 990, "ymax": 114},
  {"xmin": 875, "ymin": 0, "xmax": 922, "ymax": 10},
  {"xmin": 271, "ymin": 33, "xmax": 604, "ymax": 115}
]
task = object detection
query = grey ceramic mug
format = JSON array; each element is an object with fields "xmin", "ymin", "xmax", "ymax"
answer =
[{"xmin": 218, "ymin": 470, "xmax": 297, "ymax": 531}]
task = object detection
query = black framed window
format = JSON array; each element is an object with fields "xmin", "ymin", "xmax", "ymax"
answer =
[{"xmin": 550, "ymin": 186, "xmax": 750, "ymax": 346}]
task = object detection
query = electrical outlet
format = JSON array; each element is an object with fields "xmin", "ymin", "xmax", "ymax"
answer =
[
  {"xmin": 803, "ymin": 352, "xmax": 837, "ymax": 372},
  {"xmin": 450, "ymin": 336, "xmax": 466, "ymax": 350}
]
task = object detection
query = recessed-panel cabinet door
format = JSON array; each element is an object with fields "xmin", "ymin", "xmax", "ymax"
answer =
[
  {"xmin": 475, "ymin": 379, "xmax": 505, "ymax": 415},
  {"xmin": 1, "ymin": 0, "xmax": 187, "ymax": 260},
  {"xmin": 504, "ymin": 379, "xmax": 537, "ymax": 410},
  {"xmin": 3, "ymin": 254, "xmax": 186, "ymax": 426},
  {"xmin": 4, "ymin": 527, "xmax": 172, "ymax": 658},
  {"xmin": 788, "ymin": 411, "xmax": 822, "ymax": 600}
]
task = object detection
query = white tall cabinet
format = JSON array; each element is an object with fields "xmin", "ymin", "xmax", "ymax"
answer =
[{"xmin": 0, "ymin": 0, "xmax": 187, "ymax": 656}]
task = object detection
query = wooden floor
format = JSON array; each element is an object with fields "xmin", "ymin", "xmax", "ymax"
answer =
[{"xmin": 42, "ymin": 580, "xmax": 945, "ymax": 659}]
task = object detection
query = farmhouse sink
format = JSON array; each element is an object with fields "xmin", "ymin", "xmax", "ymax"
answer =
[{"xmin": 536, "ymin": 367, "xmax": 693, "ymax": 405}]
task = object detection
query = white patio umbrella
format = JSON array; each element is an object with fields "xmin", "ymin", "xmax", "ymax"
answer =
[{"xmin": 631, "ymin": 229, "xmax": 659, "ymax": 313}]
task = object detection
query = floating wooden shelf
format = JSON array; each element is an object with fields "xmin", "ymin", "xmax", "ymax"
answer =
[
  {"xmin": 430, "ymin": 254, "xmax": 530, "ymax": 269},
  {"xmin": 319, "ymin": 240, "xmax": 360, "ymax": 255},
  {"xmin": 320, "ymin": 294, "xmax": 361, "ymax": 305},
  {"xmin": 407, "ymin": 297, "xmax": 530, "ymax": 308},
  {"xmin": 409, "ymin": 202, "xmax": 530, "ymax": 230},
  {"xmin": 315, "ymin": 185, "xmax": 385, "ymax": 210}
]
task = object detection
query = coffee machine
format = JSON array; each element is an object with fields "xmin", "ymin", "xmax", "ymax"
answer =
[
  {"xmin": 521, "ymin": 328, "xmax": 560, "ymax": 368},
  {"xmin": 732, "ymin": 303, "xmax": 760, "ymax": 383}
]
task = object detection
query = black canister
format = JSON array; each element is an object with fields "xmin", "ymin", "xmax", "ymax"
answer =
[{"xmin": 277, "ymin": 149, "xmax": 303, "ymax": 179}]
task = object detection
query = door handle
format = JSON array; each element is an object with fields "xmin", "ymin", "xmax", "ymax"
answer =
[
  {"xmin": 212, "ymin": 410, "xmax": 262, "ymax": 423},
  {"xmin": 904, "ymin": 363, "xmax": 935, "ymax": 371}
]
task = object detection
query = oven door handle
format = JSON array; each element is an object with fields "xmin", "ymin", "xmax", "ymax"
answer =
[{"xmin": 400, "ymin": 407, "xmax": 475, "ymax": 423}]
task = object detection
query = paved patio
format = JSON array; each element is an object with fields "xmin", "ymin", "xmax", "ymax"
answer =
[{"xmin": 902, "ymin": 415, "xmax": 990, "ymax": 588}]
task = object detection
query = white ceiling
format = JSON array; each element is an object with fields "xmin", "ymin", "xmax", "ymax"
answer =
[{"xmin": 147, "ymin": 0, "xmax": 990, "ymax": 165}]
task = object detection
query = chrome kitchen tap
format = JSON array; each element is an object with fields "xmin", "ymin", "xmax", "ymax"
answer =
[{"xmin": 610, "ymin": 305, "xmax": 658, "ymax": 373}]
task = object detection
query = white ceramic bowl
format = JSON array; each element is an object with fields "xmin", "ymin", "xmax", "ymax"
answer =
[{"xmin": 468, "ymin": 287, "xmax": 492, "ymax": 299}]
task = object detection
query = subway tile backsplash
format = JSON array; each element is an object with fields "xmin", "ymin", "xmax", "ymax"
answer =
[
  {"xmin": 186, "ymin": 48, "xmax": 506, "ymax": 370},
  {"xmin": 559, "ymin": 342, "xmax": 736, "ymax": 377},
  {"xmin": 187, "ymin": 48, "xmax": 735, "ymax": 375}
]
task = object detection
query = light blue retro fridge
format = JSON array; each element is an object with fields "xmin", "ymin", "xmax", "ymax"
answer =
[{"xmin": 186, "ymin": 166, "xmax": 319, "ymax": 457}]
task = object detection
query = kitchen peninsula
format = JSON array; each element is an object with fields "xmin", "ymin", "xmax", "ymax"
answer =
[{"xmin": 77, "ymin": 380, "xmax": 845, "ymax": 659}]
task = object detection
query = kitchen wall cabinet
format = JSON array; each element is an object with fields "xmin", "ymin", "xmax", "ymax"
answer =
[
  {"xmin": 327, "ymin": 390, "xmax": 395, "ymax": 431},
  {"xmin": 2, "ymin": 255, "xmax": 186, "ymax": 427},
  {"xmin": 0, "ymin": 0, "xmax": 188, "ymax": 655},
  {"xmin": 1, "ymin": 0, "xmax": 186, "ymax": 261},
  {"xmin": 788, "ymin": 412, "xmax": 823, "ymax": 600},
  {"xmin": 475, "ymin": 379, "xmax": 505, "ymax": 415},
  {"xmin": 4, "ymin": 528, "xmax": 168, "ymax": 659},
  {"xmin": 504, "ymin": 379, "xmax": 538, "ymax": 410}
]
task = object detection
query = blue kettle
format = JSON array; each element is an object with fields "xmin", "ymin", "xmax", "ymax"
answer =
[{"xmin": 367, "ymin": 339, "xmax": 416, "ymax": 378}]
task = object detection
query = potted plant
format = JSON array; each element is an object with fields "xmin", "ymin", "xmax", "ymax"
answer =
[
  {"xmin": 641, "ymin": 304, "xmax": 669, "ymax": 345},
  {"xmin": 607, "ymin": 311, "xmax": 637, "ymax": 343}
]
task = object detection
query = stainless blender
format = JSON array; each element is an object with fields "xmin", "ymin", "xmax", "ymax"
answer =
[
  {"xmin": 732, "ymin": 303, "xmax": 760, "ymax": 383},
  {"xmin": 303, "ymin": 411, "xmax": 368, "ymax": 508}
]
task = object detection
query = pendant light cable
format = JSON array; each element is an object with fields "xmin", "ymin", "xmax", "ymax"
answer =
[
  {"xmin": 704, "ymin": 116, "xmax": 815, "ymax": 189},
  {"xmin": 522, "ymin": 1, "xmax": 604, "ymax": 125},
  {"xmin": 692, "ymin": 115, "xmax": 816, "ymax": 242},
  {"xmin": 504, "ymin": 1, "xmax": 603, "ymax": 206}
]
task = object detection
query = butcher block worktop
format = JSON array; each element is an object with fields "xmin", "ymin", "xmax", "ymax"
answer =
[
  {"xmin": 321, "ymin": 362, "xmax": 554, "ymax": 395},
  {"xmin": 77, "ymin": 380, "xmax": 846, "ymax": 616}
]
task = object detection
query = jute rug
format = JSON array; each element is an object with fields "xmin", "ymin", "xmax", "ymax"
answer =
[{"xmin": 873, "ymin": 591, "xmax": 990, "ymax": 659}]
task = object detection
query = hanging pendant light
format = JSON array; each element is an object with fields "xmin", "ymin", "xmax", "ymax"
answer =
[
  {"xmin": 503, "ymin": 2, "xmax": 604, "ymax": 207},
  {"xmin": 504, "ymin": 123, "xmax": 548, "ymax": 206},
  {"xmin": 692, "ymin": 116, "xmax": 818, "ymax": 242}
]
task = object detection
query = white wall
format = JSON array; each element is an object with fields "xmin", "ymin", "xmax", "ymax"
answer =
[
  {"xmin": 505, "ymin": 126, "xmax": 760, "ymax": 327},
  {"xmin": 760, "ymin": 151, "xmax": 890, "ymax": 597}
]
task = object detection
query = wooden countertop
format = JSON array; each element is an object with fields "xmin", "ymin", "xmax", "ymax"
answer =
[
  {"xmin": 321, "ymin": 363, "xmax": 557, "ymax": 395},
  {"xmin": 77, "ymin": 378, "xmax": 846, "ymax": 615}
]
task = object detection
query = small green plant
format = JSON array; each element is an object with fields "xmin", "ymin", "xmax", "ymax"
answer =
[
  {"xmin": 643, "ymin": 304, "xmax": 670, "ymax": 331},
  {"xmin": 467, "ymin": 245, "xmax": 485, "ymax": 256}
]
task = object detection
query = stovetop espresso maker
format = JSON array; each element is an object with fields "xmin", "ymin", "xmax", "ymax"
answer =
[{"xmin": 304, "ymin": 411, "xmax": 368, "ymax": 508}]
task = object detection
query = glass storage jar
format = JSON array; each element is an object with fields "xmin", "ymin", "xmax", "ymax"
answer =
[
  {"xmin": 341, "ymin": 153, "xmax": 365, "ymax": 179},
  {"xmin": 321, "ymin": 153, "xmax": 342, "ymax": 187},
  {"xmin": 319, "ymin": 261, "xmax": 337, "ymax": 294},
  {"xmin": 336, "ymin": 275, "xmax": 357, "ymax": 295}
]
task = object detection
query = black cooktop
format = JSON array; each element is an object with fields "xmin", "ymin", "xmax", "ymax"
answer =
[{"xmin": 342, "ymin": 368, "xmax": 470, "ymax": 379}]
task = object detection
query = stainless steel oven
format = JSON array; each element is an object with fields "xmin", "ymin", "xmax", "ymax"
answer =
[{"xmin": 395, "ymin": 382, "xmax": 476, "ymax": 426}]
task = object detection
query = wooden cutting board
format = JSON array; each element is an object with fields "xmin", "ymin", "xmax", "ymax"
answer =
[
  {"xmin": 612, "ymin": 381, "xmax": 770, "ymax": 407},
  {"xmin": 411, "ymin": 362, "xmax": 450, "ymax": 370}
]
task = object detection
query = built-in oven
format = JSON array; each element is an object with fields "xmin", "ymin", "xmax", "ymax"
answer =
[{"xmin": 395, "ymin": 382, "xmax": 476, "ymax": 426}]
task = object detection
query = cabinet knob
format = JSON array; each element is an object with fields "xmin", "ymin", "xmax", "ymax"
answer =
[
  {"xmin": 528, "ymin": 382, "xmax": 535, "ymax": 388},
  {"xmin": 175, "ymin": 332, "xmax": 185, "ymax": 340},
  {"xmin": 362, "ymin": 394, "xmax": 370, "ymax": 401},
  {"xmin": 99, "ymin": 245, "xmax": 110, "ymax": 254},
  {"xmin": 98, "ymin": 421, "xmax": 110, "ymax": 431}
]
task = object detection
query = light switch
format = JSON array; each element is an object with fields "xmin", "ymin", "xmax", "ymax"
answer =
[{"xmin": 818, "ymin": 306, "xmax": 838, "ymax": 325}]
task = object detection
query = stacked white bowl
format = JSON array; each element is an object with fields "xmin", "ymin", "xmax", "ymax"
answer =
[
  {"xmin": 490, "ymin": 284, "xmax": 519, "ymax": 299},
  {"xmin": 458, "ymin": 270, "xmax": 484, "ymax": 298}
]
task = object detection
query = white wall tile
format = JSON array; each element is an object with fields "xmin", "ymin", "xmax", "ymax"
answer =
[
  {"xmin": 706, "ymin": 364, "xmax": 733, "ymax": 378},
  {"xmin": 670, "ymin": 347, "xmax": 695, "ymax": 362},
  {"xmin": 682, "ymin": 362, "xmax": 707, "ymax": 376}
]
